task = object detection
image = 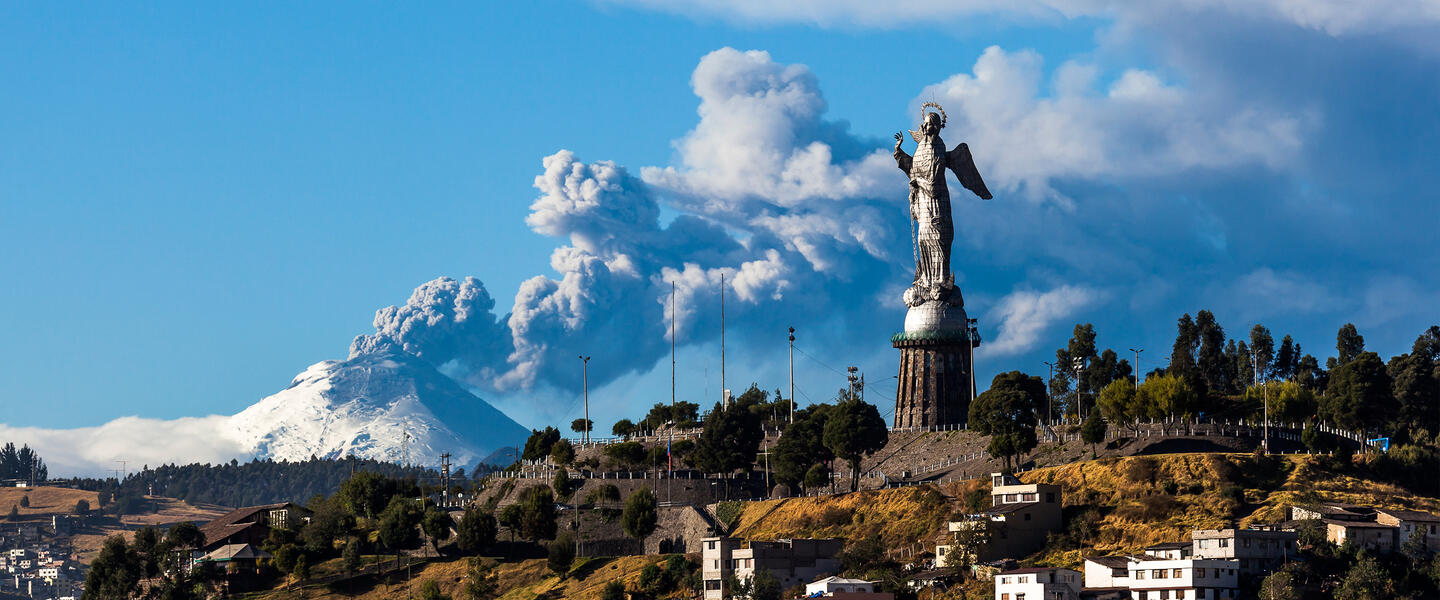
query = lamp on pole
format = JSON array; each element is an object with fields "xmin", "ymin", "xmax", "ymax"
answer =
[
  {"xmin": 1071, "ymin": 356, "xmax": 1086, "ymax": 423},
  {"xmin": 1128, "ymin": 348, "xmax": 1144, "ymax": 392},
  {"xmin": 1042, "ymin": 361, "xmax": 1055, "ymax": 426},
  {"xmin": 788, "ymin": 327, "xmax": 796, "ymax": 425},
  {"xmin": 579, "ymin": 355, "xmax": 592, "ymax": 443}
]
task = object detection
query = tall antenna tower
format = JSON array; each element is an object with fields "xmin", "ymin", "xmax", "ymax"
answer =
[{"xmin": 720, "ymin": 272, "xmax": 727, "ymax": 407}]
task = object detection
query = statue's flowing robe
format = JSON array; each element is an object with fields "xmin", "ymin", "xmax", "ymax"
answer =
[{"xmin": 894, "ymin": 135, "xmax": 992, "ymax": 297}]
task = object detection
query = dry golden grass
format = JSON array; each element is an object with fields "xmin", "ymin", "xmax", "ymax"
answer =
[
  {"xmin": 0, "ymin": 485, "xmax": 98, "ymax": 517},
  {"xmin": 242, "ymin": 554, "xmax": 674, "ymax": 600},
  {"xmin": 731, "ymin": 485, "xmax": 951, "ymax": 551}
]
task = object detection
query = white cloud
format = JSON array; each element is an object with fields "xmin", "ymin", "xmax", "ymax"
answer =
[
  {"xmin": 980, "ymin": 285, "xmax": 1104, "ymax": 356},
  {"xmin": 1229, "ymin": 267, "xmax": 1336, "ymax": 316},
  {"xmin": 0, "ymin": 416, "xmax": 249, "ymax": 478}
]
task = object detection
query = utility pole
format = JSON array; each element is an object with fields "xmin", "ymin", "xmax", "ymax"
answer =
[
  {"xmin": 967, "ymin": 318, "xmax": 980, "ymax": 414},
  {"xmin": 1252, "ymin": 352, "xmax": 1268, "ymax": 455},
  {"xmin": 671, "ymin": 282, "xmax": 676, "ymax": 415},
  {"xmin": 1071, "ymin": 356, "xmax": 1085, "ymax": 423},
  {"xmin": 440, "ymin": 453, "xmax": 451, "ymax": 507},
  {"xmin": 1042, "ymin": 361, "xmax": 1054, "ymax": 426},
  {"xmin": 1129, "ymin": 348, "xmax": 1144, "ymax": 392},
  {"xmin": 579, "ymin": 355, "xmax": 592, "ymax": 443},
  {"xmin": 788, "ymin": 326, "xmax": 796, "ymax": 425}
]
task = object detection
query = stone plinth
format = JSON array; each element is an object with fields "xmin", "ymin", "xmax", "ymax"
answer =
[{"xmin": 892, "ymin": 329, "xmax": 975, "ymax": 429}]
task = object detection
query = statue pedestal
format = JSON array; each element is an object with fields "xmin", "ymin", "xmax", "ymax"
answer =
[{"xmin": 892, "ymin": 301, "xmax": 976, "ymax": 429}]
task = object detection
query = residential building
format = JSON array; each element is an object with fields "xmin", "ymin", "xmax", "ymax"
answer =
[
  {"xmin": 937, "ymin": 473, "xmax": 1063, "ymax": 567},
  {"xmin": 1323, "ymin": 520, "xmax": 1397, "ymax": 553},
  {"xmin": 197, "ymin": 502, "xmax": 311, "ymax": 552},
  {"xmin": 1141, "ymin": 542, "xmax": 1191, "ymax": 560},
  {"xmin": 994, "ymin": 566, "xmax": 1082, "ymax": 600},
  {"xmin": 1190, "ymin": 528, "xmax": 1297, "ymax": 577},
  {"xmin": 1289, "ymin": 502, "xmax": 1374, "ymax": 522},
  {"xmin": 1127, "ymin": 557, "xmax": 1238, "ymax": 600},
  {"xmin": 700, "ymin": 536, "xmax": 842, "ymax": 600},
  {"xmin": 806, "ymin": 575, "xmax": 894, "ymax": 598},
  {"xmin": 1374, "ymin": 508, "xmax": 1440, "ymax": 552},
  {"xmin": 1082, "ymin": 555, "xmax": 1136, "ymax": 589}
]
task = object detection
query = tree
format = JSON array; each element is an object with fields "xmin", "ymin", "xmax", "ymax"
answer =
[
  {"xmin": 604, "ymin": 441, "xmax": 647, "ymax": 468},
  {"xmin": 1098, "ymin": 379, "xmax": 1144, "ymax": 436},
  {"xmin": 463, "ymin": 558, "xmax": 500, "ymax": 600},
  {"xmin": 511, "ymin": 485, "xmax": 557, "ymax": 542},
  {"xmin": 570, "ymin": 418, "xmax": 593, "ymax": 435},
  {"xmin": 1250, "ymin": 324, "xmax": 1275, "ymax": 381},
  {"xmin": 1244, "ymin": 381, "xmax": 1318, "ymax": 423},
  {"xmin": 691, "ymin": 401, "xmax": 764, "ymax": 475},
  {"xmin": 552, "ymin": 469, "xmax": 575, "ymax": 500},
  {"xmin": 612, "ymin": 419, "xmax": 637, "ymax": 438},
  {"xmin": 1140, "ymin": 373, "xmax": 1202, "ymax": 422},
  {"xmin": 1335, "ymin": 323, "xmax": 1366, "ymax": 368},
  {"xmin": 84, "ymin": 536, "xmax": 140, "ymax": 598},
  {"xmin": 1195, "ymin": 310, "xmax": 1229, "ymax": 393},
  {"xmin": 1389, "ymin": 334, "xmax": 1439, "ymax": 440},
  {"xmin": 342, "ymin": 538, "xmax": 362, "ymax": 573},
  {"xmin": 301, "ymin": 495, "xmax": 356, "ymax": 552},
  {"xmin": 166, "ymin": 521, "xmax": 205, "ymax": 549},
  {"xmin": 1081, "ymin": 410, "xmax": 1106, "ymax": 456},
  {"xmin": 549, "ymin": 439, "xmax": 575, "ymax": 466},
  {"xmin": 804, "ymin": 463, "xmax": 831, "ymax": 491},
  {"xmin": 969, "ymin": 375, "xmax": 1039, "ymax": 469},
  {"xmin": 1336, "ymin": 556, "xmax": 1392, "ymax": 600},
  {"xmin": 600, "ymin": 580, "xmax": 626, "ymax": 600},
  {"xmin": 772, "ymin": 404, "xmax": 834, "ymax": 490},
  {"xmin": 622, "ymin": 488, "xmax": 658, "ymax": 539},
  {"xmin": 823, "ymin": 397, "xmax": 890, "ymax": 492},
  {"xmin": 378, "ymin": 496, "xmax": 423, "ymax": 549},
  {"xmin": 423, "ymin": 507, "xmax": 454, "ymax": 543},
  {"xmin": 339, "ymin": 471, "xmax": 396, "ymax": 519},
  {"xmin": 1259, "ymin": 567, "xmax": 1301, "ymax": 600},
  {"xmin": 420, "ymin": 579, "xmax": 452, "ymax": 600},
  {"xmin": 1322, "ymin": 351, "xmax": 1396, "ymax": 432},
  {"xmin": 1169, "ymin": 313, "xmax": 1200, "ymax": 377},
  {"xmin": 6, "ymin": 505, "xmax": 16, "ymax": 521},
  {"xmin": 456, "ymin": 506, "xmax": 497, "ymax": 553},
  {"xmin": 1295, "ymin": 353, "xmax": 1325, "ymax": 391},
  {"xmin": 521, "ymin": 427, "xmax": 562, "ymax": 462},
  {"xmin": 19, "ymin": 496, "xmax": 28, "ymax": 508},
  {"xmin": 1274, "ymin": 334, "xmax": 1297, "ymax": 380},
  {"xmin": 292, "ymin": 553, "xmax": 310, "ymax": 581},
  {"xmin": 74, "ymin": 499, "xmax": 90, "ymax": 516},
  {"xmin": 547, "ymin": 533, "xmax": 575, "ymax": 577},
  {"xmin": 750, "ymin": 569, "xmax": 783, "ymax": 600}
]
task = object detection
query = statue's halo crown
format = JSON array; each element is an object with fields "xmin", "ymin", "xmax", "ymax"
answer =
[
  {"xmin": 919, "ymin": 102, "xmax": 947, "ymax": 128},
  {"xmin": 909, "ymin": 102, "xmax": 948, "ymax": 142}
]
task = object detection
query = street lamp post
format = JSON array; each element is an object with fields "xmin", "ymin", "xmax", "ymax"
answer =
[
  {"xmin": 788, "ymin": 327, "xmax": 796, "ymax": 425},
  {"xmin": 1128, "ymin": 348, "xmax": 1144, "ymax": 392},
  {"xmin": 1072, "ymin": 356, "xmax": 1085, "ymax": 423},
  {"xmin": 1042, "ymin": 361, "xmax": 1055, "ymax": 427},
  {"xmin": 579, "ymin": 355, "xmax": 592, "ymax": 444}
]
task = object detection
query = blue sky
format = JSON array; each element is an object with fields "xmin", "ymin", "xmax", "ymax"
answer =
[{"xmin": 2, "ymin": 2, "xmax": 1436, "ymax": 435}]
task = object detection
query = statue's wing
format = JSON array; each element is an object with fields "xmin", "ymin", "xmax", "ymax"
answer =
[{"xmin": 947, "ymin": 143, "xmax": 993, "ymax": 200}]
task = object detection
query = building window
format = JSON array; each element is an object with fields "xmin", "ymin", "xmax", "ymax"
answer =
[
  {"xmin": 1135, "ymin": 571, "xmax": 1145, "ymax": 580},
  {"xmin": 1153, "ymin": 569, "xmax": 1166, "ymax": 579},
  {"xmin": 1177, "ymin": 591, "xmax": 1186, "ymax": 599},
  {"xmin": 1001, "ymin": 594, "xmax": 1010, "ymax": 600},
  {"xmin": 1005, "ymin": 494, "xmax": 1018, "ymax": 502},
  {"xmin": 1017, "ymin": 594, "xmax": 1026, "ymax": 600},
  {"xmin": 1001, "ymin": 577, "xmax": 1010, "ymax": 584},
  {"xmin": 1160, "ymin": 592, "xmax": 1170, "ymax": 600},
  {"xmin": 1197, "ymin": 568, "xmax": 1206, "ymax": 579},
  {"xmin": 1138, "ymin": 592, "xmax": 1148, "ymax": 600},
  {"xmin": 705, "ymin": 580, "xmax": 721, "ymax": 591},
  {"xmin": 1019, "ymin": 576, "xmax": 1028, "ymax": 583},
  {"xmin": 707, "ymin": 541, "xmax": 716, "ymax": 550},
  {"xmin": 1199, "ymin": 539, "xmax": 1209, "ymax": 548},
  {"xmin": 1219, "ymin": 539, "xmax": 1229, "ymax": 548},
  {"xmin": 1173, "ymin": 568, "xmax": 1183, "ymax": 577},
  {"xmin": 1022, "ymin": 493, "xmax": 1037, "ymax": 502}
]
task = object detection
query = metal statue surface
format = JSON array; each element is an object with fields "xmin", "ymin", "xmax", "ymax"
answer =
[{"xmin": 893, "ymin": 102, "xmax": 992, "ymax": 309}]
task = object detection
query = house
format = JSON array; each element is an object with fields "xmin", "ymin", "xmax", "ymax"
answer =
[
  {"xmin": 197, "ymin": 502, "xmax": 311, "ymax": 552},
  {"xmin": 937, "ymin": 473, "xmax": 1063, "ymax": 567},
  {"xmin": 1190, "ymin": 528, "xmax": 1297, "ymax": 577},
  {"xmin": 1127, "ymin": 557, "xmax": 1238, "ymax": 600},
  {"xmin": 994, "ymin": 566, "xmax": 1082, "ymax": 600},
  {"xmin": 1289, "ymin": 502, "xmax": 1374, "ymax": 522},
  {"xmin": 1374, "ymin": 508, "xmax": 1440, "ymax": 552},
  {"xmin": 1083, "ymin": 555, "xmax": 1137, "ymax": 589},
  {"xmin": 700, "ymin": 536, "xmax": 842, "ymax": 600},
  {"xmin": 195, "ymin": 543, "xmax": 272, "ymax": 573},
  {"xmin": 806, "ymin": 575, "xmax": 894, "ymax": 598},
  {"xmin": 1323, "ymin": 520, "xmax": 1397, "ymax": 553},
  {"xmin": 1141, "ymin": 542, "xmax": 1191, "ymax": 560}
]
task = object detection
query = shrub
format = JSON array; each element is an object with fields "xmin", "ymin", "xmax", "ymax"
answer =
[
  {"xmin": 600, "ymin": 581, "xmax": 626, "ymax": 600},
  {"xmin": 547, "ymin": 534, "xmax": 575, "ymax": 577},
  {"xmin": 1124, "ymin": 457, "xmax": 1158, "ymax": 484},
  {"xmin": 817, "ymin": 506, "xmax": 853, "ymax": 528}
]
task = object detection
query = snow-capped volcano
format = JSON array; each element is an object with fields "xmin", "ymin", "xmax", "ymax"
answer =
[{"xmin": 229, "ymin": 351, "xmax": 528, "ymax": 468}]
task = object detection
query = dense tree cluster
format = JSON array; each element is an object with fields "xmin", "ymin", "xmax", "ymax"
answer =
[
  {"xmin": 67, "ymin": 456, "xmax": 463, "ymax": 508},
  {"xmin": 0, "ymin": 443, "xmax": 47, "ymax": 482},
  {"xmin": 1074, "ymin": 314, "xmax": 1436, "ymax": 445}
]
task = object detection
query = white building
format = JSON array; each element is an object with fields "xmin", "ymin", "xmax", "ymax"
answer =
[
  {"xmin": 1190, "ymin": 528, "xmax": 1297, "ymax": 576},
  {"xmin": 805, "ymin": 575, "xmax": 893, "ymax": 598},
  {"xmin": 700, "ymin": 536, "xmax": 843, "ymax": 600},
  {"xmin": 1083, "ymin": 555, "xmax": 1137, "ymax": 589},
  {"xmin": 994, "ymin": 566, "xmax": 1082, "ymax": 600},
  {"xmin": 938, "ymin": 473, "xmax": 1063, "ymax": 567},
  {"xmin": 1375, "ymin": 508, "xmax": 1440, "ymax": 552},
  {"xmin": 1127, "ymin": 557, "xmax": 1238, "ymax": 600}
]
